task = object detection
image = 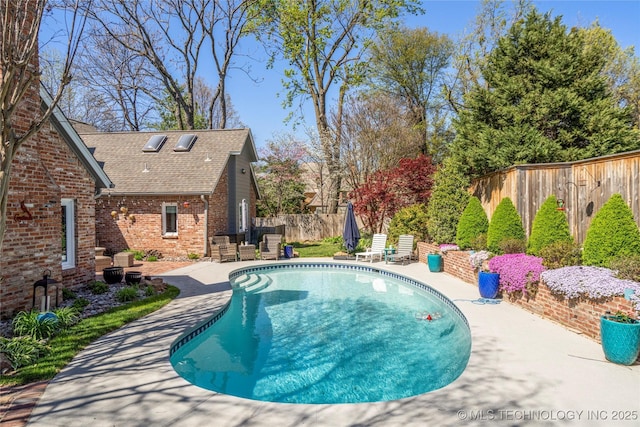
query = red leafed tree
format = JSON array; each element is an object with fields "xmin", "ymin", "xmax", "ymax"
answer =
[{"xmin": 351, "ymin": 155, "xmax": 436, "ymax": 233}]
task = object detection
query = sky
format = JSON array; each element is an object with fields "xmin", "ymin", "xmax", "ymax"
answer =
[
  {"xmin": 39, "ymin": 1, "xmax": 640, "ymax": 150},
  {"xmin": 226, "ymin": 0, "xmax": 640, "ymax": 150}
]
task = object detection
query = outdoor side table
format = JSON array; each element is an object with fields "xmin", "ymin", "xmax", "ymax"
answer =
[
  {"xmin": 384, "ymin": 248, "xmax": 396, "ymax": 263},
  {"xmin": 239, "ymin": 244, "xmax": 256, "ymax": 261}
]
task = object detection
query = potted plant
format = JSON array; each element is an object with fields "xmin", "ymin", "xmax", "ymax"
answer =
[
  {"xmin": 600, "ymin": 310, "xmax": 640, "ymax": 365},
  {"xmin": 470, "ymin": 250, "xmax": 499, "ymax": 298}
]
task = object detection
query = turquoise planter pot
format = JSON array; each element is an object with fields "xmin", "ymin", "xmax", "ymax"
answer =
[
  {"xmin": 427, "ymin": 254, "xmax": 443, "ymax": 272},
  {"xmin": 600, "ymin": 315, "xmax": 640, "ymax": 365},
  {"xmin": 478, "ymin": 271, "xmax": 500, "ymax": 299}
]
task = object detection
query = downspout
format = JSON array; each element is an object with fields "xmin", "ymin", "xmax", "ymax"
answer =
[{"xmin": 201, "ymin": 195, "xmax": 209, "ymax": 256}]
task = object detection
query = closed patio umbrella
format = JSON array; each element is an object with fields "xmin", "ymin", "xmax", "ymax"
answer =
[{"xmin": 343, "ymin": 201, "xmax": 360, "ymax": 253}]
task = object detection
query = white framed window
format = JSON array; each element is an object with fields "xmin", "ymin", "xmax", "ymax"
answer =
[
  {"xmin": 61, "ymin": 199, "xmax": 76, "ymax": 269},
  {"xmin": 162, "ymin": 202, "xmax": 178, "ymax": 236}
]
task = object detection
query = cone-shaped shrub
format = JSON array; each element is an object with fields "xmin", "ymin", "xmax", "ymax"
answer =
[
  {"xmin": 487, "ymin": 197, "xmax": 526, "ymax": 254},
  {"xmin": 527, "ymin": 195, "xmax": 573, "ymax": 256},
  {"xmin": 582, "ymin": 194, "xmax": 640, "ymax": 266},
  {"xmin": 455, "ymin": 196, "xmax": 489, "ymax": 250}
]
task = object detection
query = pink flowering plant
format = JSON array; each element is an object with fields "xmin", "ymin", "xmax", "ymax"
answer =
[
  {"xmin": 540, "ymin": 266, "xmax": 640, "ymax": 312},
  {"xmin": 439, "ymin": 244, "xmax": 460, "ymax": 254},
  {"xmin": 488, "ymin": 253, "xmax": 545, "ymax": 296}
]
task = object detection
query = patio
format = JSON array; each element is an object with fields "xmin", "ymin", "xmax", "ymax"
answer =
[{"xmin": 26, "ymin": 259, "xmax": 640, "ymax": 426}]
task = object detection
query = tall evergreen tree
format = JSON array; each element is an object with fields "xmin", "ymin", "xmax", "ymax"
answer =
[
  {"xmin": 451, "ymin": 9, "xmax": 640, "ymax": 178},
  {"xmin": 426, "ymin": 157, "xmax": 470, "ymax": 244}
]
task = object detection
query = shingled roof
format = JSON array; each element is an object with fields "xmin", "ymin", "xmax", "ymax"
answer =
[{"xmin": 81, "ymin": 128, "xmax": 256, "ymax": 196}]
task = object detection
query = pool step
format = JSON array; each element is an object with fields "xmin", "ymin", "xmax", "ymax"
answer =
[
  {"xmin": 245, "ymin": 274, "xmax": 272, "ymax": 294},
  {"xmin": 232, "ymin": 273, "xmax": 272, "ymax": 293}
]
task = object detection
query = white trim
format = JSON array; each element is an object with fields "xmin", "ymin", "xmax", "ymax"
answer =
[
  {"xmin": 162, "ymin": 202, "xmax": 178, "ymax": 236},
  {"xmin": 61, "ymin": 199, "xmax": 76, "ymax": 270}
]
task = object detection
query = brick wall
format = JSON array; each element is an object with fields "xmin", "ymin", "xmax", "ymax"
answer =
[
  {"xmin": 1, "ymin": 99, "xmax": 97, "ymax": 318},
  {"xmin": 96, "ymin": 196, "xmax": 208, "ymax": 258},
  {"xmin": 415, "ymin": 241, "xmax": 635, "ymax": 343},
  {"xmin": 0, "ymin": 4, "xmax": 99, "ymax": 317},
  {"xmin": 95, "ymin": 163, "xmax": 253, "ymax": 258}
]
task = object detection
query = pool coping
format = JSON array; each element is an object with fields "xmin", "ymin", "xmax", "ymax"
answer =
[{"xmin": 27, "ymin": 258, "xmax": 640, "ymax": 427}]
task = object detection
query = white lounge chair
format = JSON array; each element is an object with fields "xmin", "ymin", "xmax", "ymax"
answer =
[
  {"xmin": 355, "ymin": 233, "xmax": 387, "ymax": 263},
  {"xmin": 385, "ymin": 234, "xmax": 414, "ymax": 265}
]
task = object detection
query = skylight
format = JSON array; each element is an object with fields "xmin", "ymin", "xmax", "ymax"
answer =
[
  {"xmin": 173, "ymin": 134, "xmax": 197, "ymax": 152},
  {"xmin": 142, "ymin": 135, "xmax": 167, "ymax": 152}
]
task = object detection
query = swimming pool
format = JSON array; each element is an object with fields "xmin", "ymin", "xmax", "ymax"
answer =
[{"xmin": 170, "ymin": 263, "xmax": 471, "ymax": 404}]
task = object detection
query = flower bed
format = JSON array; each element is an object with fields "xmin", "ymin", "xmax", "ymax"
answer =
[{"xmin": 416, "ymin": 241, "xmax": 638, "ymax": 342}]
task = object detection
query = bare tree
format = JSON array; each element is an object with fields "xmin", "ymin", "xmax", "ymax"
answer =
[
  {"xmin": 337, "ymin": 91, "xmax": 422, "ymax": 193},
  {"xmin": 256, "ymin": 0, "xmax": 421, "ymax": 213},
  {"xmin": 201, "ymin": 0, "xmax": 260, "ymax": 128},
  {"xmin": 85, "ymin": 0, "xmax": 257, "ymax": 130},
  {"xmin": 444, "ymin": 0, "xmax": 532, "ymax": 113},
  {"xmin": 0, "ymin": 0, "xmax": 88, "ymax": 254},
  {"xmin": 75, "ymin": 32, "xmax": 159, "ymax": 130}
]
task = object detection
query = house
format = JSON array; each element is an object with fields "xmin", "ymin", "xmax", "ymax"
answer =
[
  {"xmin": 0, "ymin": 87, "xmax": 114, "ymax": 318},
  {"xmin": 299, "ymin": 162, "xmax": 351, "ymax": 213},
  {"xmin": 81, "ymin": 129, "xmax": 259, "ymax": 258}
]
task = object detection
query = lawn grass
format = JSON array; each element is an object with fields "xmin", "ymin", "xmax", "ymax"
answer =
[
  {"xmin": 290, "ymin": 240, "xmax": 344, "ymax": 257},
  {"xmin": 0, "ymin": 285, "xmax": 180, "ymax": 387},
  {"xmin": 290, "ymin": 235, "xmax": 371, "ymax": 258}
]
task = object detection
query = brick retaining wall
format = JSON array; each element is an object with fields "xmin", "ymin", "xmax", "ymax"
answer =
[{"xmin": 416, "ymin": 242, "xmax": 636, "ymax": 343}]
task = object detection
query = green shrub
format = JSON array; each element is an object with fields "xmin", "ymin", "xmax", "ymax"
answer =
[
  {"xmin": 540, "ymin": 241, "xmax": 582, "ymax": 269},
  {"xmin": 52, "ymin": 307, "xmax": 79, "ymax": 329},
  {"xmin": 131, "ymin": 250, "xmax": 145, "ymax": 261},
  {"xmin": 0, "ymin": 336, "xmax": 49, "ymax": 371},
  {"xmin": 608, "ymin": 254, "xmax": 640, "ymax": 282},
  {"xmin": 144, "ymin": 286, "xmax": 156, "ymax": 297},
  {"xmin": 498, "ymin": 238, "xmax": 527, "ymax": 254},
  {"xmin": 116, "ymin": 286, "xmax": 139, "ymax": 303},
  {"xmin": 486, "ymin": 197, "xmax": 526, "ymax": 254},
  {"xmin": 388, "ymin": 204, "xmax": 430, "ymax": 244},
  {"xmin": 426, "ymin": 157, "xmax": 471, "ymax": 244},
  {"xmin": 88, "ymin": 281, "xmax": 109, "ymax": 294},
  {"xmin": 146, "ymin": 255, "xmax": 158, "ymax": 262},
  {"xmin": 470, "ymin": 233, "xmax": 488, "ymax": 251},
  {"xmin": 61, "ymin": 288, "xmax": 77, "ymax": 301},
  {"xmin": 582, "ymin": 194, "xmax": 640, "ymax": 266},
  {"xmin": 187, "ymin": 252, "xmax": 199, "ymax": 260},
  {"xmin": 527, "ymin": 195, "xmax": 573, "ymax": 256},
  {"xmin": 12, "ymin": 311, "xmax": 58, "ymax": 340},
  {"xmin": 455, "ymin": 197, "xmax": 489, "ymax": 250}
]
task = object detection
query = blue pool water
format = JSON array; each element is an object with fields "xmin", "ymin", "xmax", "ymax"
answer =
[{"xmin": 170, "ymin": 264, "xmax": 471, "ymax": 404}]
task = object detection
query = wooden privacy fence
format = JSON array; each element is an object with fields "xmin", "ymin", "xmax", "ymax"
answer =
[
  {"xmin": 254, "ymin": 213, "xmax": 364, "ymax": 243},
  {"xmin": 471, "ymin": 149, "xmax": 640, "ymax": 245}
]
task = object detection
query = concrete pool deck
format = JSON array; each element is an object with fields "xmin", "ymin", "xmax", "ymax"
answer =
[{"xmin": 28, "ymin": 259, "xmax": 639, "ymax": 426}]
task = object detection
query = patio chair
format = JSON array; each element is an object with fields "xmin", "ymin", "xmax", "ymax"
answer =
[
  {"xmin": 259, "ymin": 234, "xmax": 282, "ymax": 260},
  {"xmin": 211, "ymin": 235, "xmax": 238, "ymax": 262},
  {"xmin": 385, "ymin": 234, "xmax": 414, "ymax": 265},
  {"xmin": 355, "ymin": 233, "xmax": 387, "ymax": 263}
]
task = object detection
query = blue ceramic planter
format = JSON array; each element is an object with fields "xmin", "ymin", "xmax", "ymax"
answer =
[
  {"xmin": 600, "ymin": 315, "xmax": 640, "ymax": 365},
  {"xmin": 478, "ymin": 271, "xmax": 500, "ymax": 299},
  {"xmin": 427, "ymin": 254, "xmax": 443, "ymax": 272}
]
